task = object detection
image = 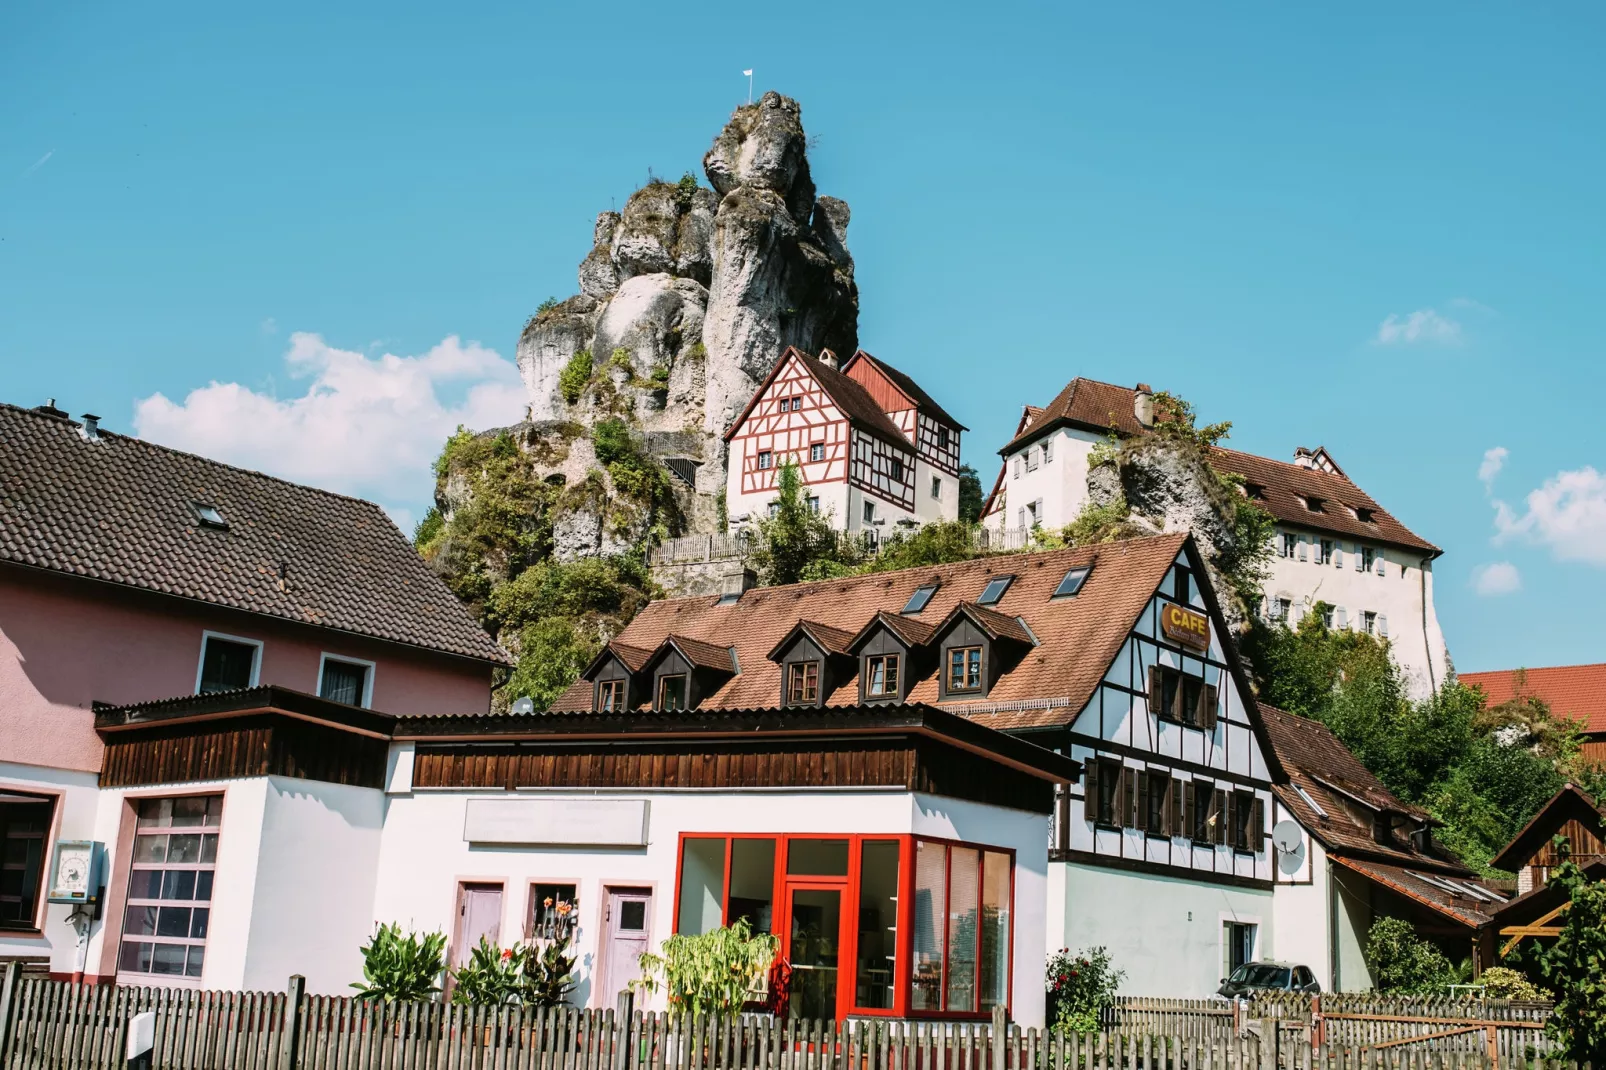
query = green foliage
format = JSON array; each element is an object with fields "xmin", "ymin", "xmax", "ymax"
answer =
[
  {"xmin": 865, "ymin": 521, "xmax": 985, "ymax": 574},
  {"xmin": 1151, "ymin": 390, "xmax": 1233, "ymax": 450},
  {"xmin": 1534, "ymin": 858, "xmax": 1606, "ymax": 1062},
  {"xmin": 536, "ymin": 296, "xmax": 561, "ymax": 317},
  {"xmin": 674, "ymin": 171, "xmax": 700, "ymax": 208},
  {"xmin": 1476, "ymin": 966, "xmax": 1550, "ymax": 1002},
  {"xmin": 957, "ymin": 464, "xmax": 984, "ymax": 523},
  {"xmin": 559, "ymin": 350, "xmax": 594, "ymax": 405},
  {"xmin": 503, "ymin": 618, "xmax": 603, "ymax": 712},
  {"xmin": 1034, "ymin": 497, "xmax": 1148, "ymax": 550},
  {"xmin": 647, "ymin": 362, "xmax": 670, "ymax": 390},
  {"xmin": 589, "ymin": 419, "xmax": 679, "ymax": 527},
  {"xmin": 1364, "ymin": 916, "xmax": 1457, "ymax": 994},
  {"xmin": 450, "ymin": 932, "xmax": 578, "ymax": 1007},
  {"xmin": 608, "ymin": 347, "xmax": 633, "ymax": 374},
  {"xmin": 435, "ymin": 424, "xmax": 479, "ymax": 478},
  {"xmin": 591, "ymin": 418, "xmax": 633, "ymax": 465},
  {"xmin": 634, "ymin": 919, "xmax": 779, "ymax": 1021},
  {"xmin": 1046, "ymin": 947, "xmax": 1124, "ymax": 1036},
  {"xmin": 413, "ymin": 506, "xmax": 445, "ymax": 555},
  {"xmin": 745, "ymin": 461, "xmax": 843, "ymax": 586},
  {"xmin": 352, "ymin": 923, "xmax": 446, "ymax": 1001}
]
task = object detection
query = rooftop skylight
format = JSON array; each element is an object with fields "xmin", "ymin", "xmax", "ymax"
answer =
[
  {"xmin": 977, "ymin": 575, "xmax": 1014, "ymax": 606},
  {"xmin": 189, "ymin": 501, "xmax": 228, "ymax": 530},
  {"xmin": 902, "ymin": 582, "xmax": 939, "ymax": 615},
  {"xmin": 1052, "ymin": 566, "xmax": 1092, "ymax": 598}
]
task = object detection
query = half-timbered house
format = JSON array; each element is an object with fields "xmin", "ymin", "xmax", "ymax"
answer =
[{"xmin": 723, "ymin": 348, "xmax": 964, "ymax": 538}]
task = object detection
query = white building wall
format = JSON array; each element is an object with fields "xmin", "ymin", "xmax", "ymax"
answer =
[
  {"xmin": 1270, "ymin": 800, "xmax": 1331, "ymax": 989},
  {"xmin": 913, "ymin": 458, "xmax": 958, "ymax": 525},
  {"xmin": 0, "ymin": 761, "xmax": 103, "ymax": 976},
  {"xmin": 991, "ymin": 429, "xmax": 1103, "ymax": 534},
  {"xmin": 1057, "ymin": 862, "xmax": 1273, "ymax": 998}
]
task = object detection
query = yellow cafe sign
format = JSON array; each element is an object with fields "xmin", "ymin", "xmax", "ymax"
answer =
[{"xmin": 1160, "ymin": 604, "xmax": 1211, "ymax": 651}]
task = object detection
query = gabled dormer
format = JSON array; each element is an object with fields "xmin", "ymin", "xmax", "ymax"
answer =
[
  {"xmin": 639, "ymin": 634, "xmax": 739, "ymax": 711},
  {"xmin": 930, "ymin": 602, "xmax": 1037, "ymax": 701},
  {"xmin": 580, "ymin": 641, "xmax": 655, "ymax": 712},
  {"xmin": 766, "ymin": 620, "xmax": 856, "ymax": 708},
  {"xmin": 846, "ymin": 612, "xmax": 936, "ymax": 704}
]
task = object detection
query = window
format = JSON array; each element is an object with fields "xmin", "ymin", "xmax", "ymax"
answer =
[
  {"xmin": 1318, "ymin": 539, "xmax": 1333, "ymax": 565},
  {"xmin": 1268, "ymin": 598, "xmax": 1291, "ymax": 623},
  {"xmin": 1230, "ymin": 790, "xmax": 1262, "ymax": 853},
  {"xmin": 1362, "ymin": 547, "xmax": 1376, "ymax": 573},
  {"xmin": 0, "ymin": 795, "xmax": 53, "ymax": 930},
  {"xmin": 786, "ymin": 661, "xmax": 820, "ymax": 705},
  {"xmin": 118, "ymin": 796, "xmax": 221, "ymax": 983},
  {"xmin": 657, "ymin": 674, "xmax": 688, "ymax": 711},
  {"xmin": 1142, "ymin": 773, "xmax": 1170, "ymax": 837},
  {"xmin": 188, "ymin": 501, "xmax": 228, "ymax": 530},
  {"xmin": 792, "ymin": 397, "xmax": 804, "ymax": 412},
  {"xmin": 1042, "ymin": 440, "xmax": 1052, "ymax": 464},
  {"xmin": 863, "ymin": 500, "xmax": 876, "ymax": 525},
  {"xmin": 1293, "ymin": 783, "xmax": 1327, "ymax": 818},
  {"xmin": 1190, "ymin": 780, "xmax": 1216, "ymax": 843},
  {"xmin": 1053, "ymin": 566, "xmax": 1091, "ymax": 598},
  {"xmin": 931, "ymin": 476, "xmax": 942, "ymax": 500},
  {"xmin": 768, "ymin": 501, "xmax": 781, "ymax": 518},
  {"xmin": 1245, "ymin": 483, "xmax": 1265, "ymax": 500},
  {"xmin": 911, "ymin": 840, "xmax": 1010, "ymax": 1014},
  {"xmin": 1223, "ymin": 922, "xmax": 1257, "ymax": 978},
  {"xmin": 1148, "ymin": 665, "xmax": 1216, "ymax": 730},
  {"xmin": 1321, "ymin": 606, "xmax": 1335, "ymax": 629},
  {"xmin": 1174, "ymin": 566, "xmax": 1191, "ymax": 602},
  {"xmin": 1363, "ymin": 611, "xmax": 1377, "ymax": 635},
  {"xmin": 1304, "ymin": 496, "xmax": 1326, "ymax": 513},
  {"xmin": 977, "ymin": 576, "xmax": 1013, "ymax": 605},
  {"xmin": 947, "ymin": 646, "xmax": 982, "ymax": 693},
  {"xmin": 855, "ymin": 841, "xmax": 900, "ymax": 1010},
  {"xmin": 889, "ymin": 457, "xmax": 905, "ymax": 481},
  {"xmin": 807, "ymin": 496, "xmax": 820, "ymax": 514},
  {"xmin": 1024, "ymin": 451, "xmax": 1038, "ymax": 473},
  {"xmin": 902, "ymin": 583, "xmax": 939, "ymax": 614},
  {"xmin": 757, "ymin": 450, "xmax": 772, "ymax": 469},
  {"xmin": 529, "ymin": 882, "xmax": 578, "ymax": 940},
  {"xmin": 597, "ymin": 679, "xmax": 625, "ymax": 712},
  {"xmin": 1280, "ymin": 533, "xmax": 1298, "ymax": 559},
  {"xmin": 318, "ymin": 656, "xmax": 372, "ymax": 707},
  {"xmin": 865, "ymin": 654, "xmax": 900, "ymax": 698},
  {"xmin": 196, "ymin": 633, "xmax": 259, "ymax": 694},
  {"xmin": 936, "ymin": 426, "xmax": 951, "ymax": 449},
  {"xmin": 1086, "ymin": 758, "xmax": 1124, "ymax": 827},
  {"xmin": 1355, "ymin": 507, "xmax": 1375, "ymax": 523},
  {"xmin": 810, "ymin": 442, "xmax": 825, "ymax": 462}
]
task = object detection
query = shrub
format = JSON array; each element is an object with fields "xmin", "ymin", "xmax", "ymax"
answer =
[
  {"xmin": 1477, "ymin": 966, "xmax": 1551, "ymax": 1002},
  {"xmin": 867, "ymin": 520, "xmax": 984, "ymax": 573},
  {"xmin": 634, "ymin": 919, "xmax": 778, "ymax": 1020},
  {"xmin": 536, "ymin": 296, "xmax": 561, "ymax": 317},
  {"xmin": 503, "ymin": 617, "xmax": 603, "ymax": 711},
  {"xmin": 1533, "ymin": 858, "xmax": 1606, "ymax": 1062},
  {"xmin": 413, "ymin": 506, "xmax": 445, "ymax": 556},
  {"xmin": 674, "ymin": 171, "xmax": 699, "ymax": 208},
  {"xmin": 451, "ymin": 932, "xmax": 577, "ymax": 1007},
  {"xmin": 1046, "ymin": 946, "xmax": 1124, "ymax": 1035},
  {"xmin": 559, "ymin": 350, "xmax": 594, "ymax": 405},
  {"xmin": 1365, "ymin": 916, "xmax": 1456, "ymax": 993},
  {"xmin": 591, "ymin": 418, "xmax": 633, "ymax": 465},
  {"xmin": 352, "ymin": 923, "xmax": 446, "ymax": 1001}
]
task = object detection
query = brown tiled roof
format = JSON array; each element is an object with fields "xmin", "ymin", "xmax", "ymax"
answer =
[
  {"xmin": 0, "ymin": 403, "xmax": 507, "ymax": 664},
  {"xmin": 1331, "ymin": 858, "xmax": 1501, "ymax": 929},
  {"xmin": 550, "ymin": 533, "xmax": 1193, "ymax": 729},
  {"xmin": 723, "ymin": 348, "xmax": 910, "ymax": 452},
  {"xmin": 850, "ymin": 610, "xmax": 938, "ymax": 651},
  {"xmin": 1259, "ymin": 704, "xmax": 1475, "ymax": 875},
  {"xmin": 941, "ymin": 602, "xmax": 1036, "ymax": 646},
  {"xmin": 765, "ymin": 620, "xmax": 856, "ymax": 660},
  {"xmin": 1210, "ymin": 447, "xmax": 1438, "ymax": 555},
  {"xmin": 661, "ymin": 634, "xmax": 738, "ymax": 673},
  {"xmin": 1461, "ymin": 664, "xmax": 1606, "ymax": 736},
  {"xmin": 1001, "ymin": 378, "xmax": 1149, "ymax": 453},
  {"xmin": 843, "ymin": 351, "xmax": 968, "ymax": 431}
]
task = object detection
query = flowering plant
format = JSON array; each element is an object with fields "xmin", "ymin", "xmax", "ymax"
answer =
[{"xmin": 1046, "ymin": 947, "xmax": 1124, "ymax": 1035}]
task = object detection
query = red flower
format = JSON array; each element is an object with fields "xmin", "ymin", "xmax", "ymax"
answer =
[{"xmin": 501, "ymin": 948, "xmax": 513, "ymax": 961}]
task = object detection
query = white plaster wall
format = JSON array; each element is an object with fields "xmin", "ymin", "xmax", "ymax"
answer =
[
  {"xmin": 1270, "ymin": 803, "xmax": 1330, "ymax": 988},
  {"xmin": 1057, "ymin": 861, "xmax": 1273, "ymax": 997},
  {"xmin": 239, "ymin": 777, "xmax": 385, "ymax": 993},
  {"xmin": 997, "ymin": 429, "xmax": 1102, "ymax": 533},
  {"xmin": 844, "ymin": 485, "xmax": 919, "ymax": 534},
  {"xmin": 1330, "ymin": 865, "xmax": 1375, "ymax": 992},
  {"xmin": 372, "ymin": 788, "xmax": 1048, "ymax": 1025},
  {"xmin": 913, "ymin": 458, "xmax": 959, "ymax": 524},
  {"xmin": 0, "ymin": 761, "xmax": 103, "ymax": 974}
]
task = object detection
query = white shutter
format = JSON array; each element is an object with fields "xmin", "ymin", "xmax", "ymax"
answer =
[
  {"xmin": 1013, "ymin": 456, "xmax": 1021, "ymax": 478},
  {"xmin": 1378, "ymin": 614, "xmax": 1389, "ymax": 637},
  {"xmin": 1336, "ymin": 607, "xmax": 1348, "ymax": 629},
  {"xmin": 1355, "ymin": 544, "xmax": 1364, "ymax": 571},
  {"xmin": 1376, "ymin": 553, "xmax": 1386, "ymax": 577},
  {"xmin": 1333, "ymin": 543, "xmax": 1343, "ymax": 568},
  {"xmin": 1298, "ymin": 537, "xmax": 1308, "ymax": 562}
]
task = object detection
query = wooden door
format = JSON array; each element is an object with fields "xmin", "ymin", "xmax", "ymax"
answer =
[
  {"xmin": 452, "ymin": 883, "xmax": 504, "ymax": 967},
  {"xmin": 599, "ymin": 887, "xmax": 652, "ymax": 1007}
]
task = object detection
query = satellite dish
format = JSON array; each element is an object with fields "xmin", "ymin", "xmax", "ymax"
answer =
[
  {"xmin": 1272, "ymin": 820, "xmax": 1306, "ymax": 875},
  {"xmin": 511, "ymin": 696, "xmax": 536, "ymax": 715},
  {"xmin": 1277, "ymin": 839, "xmax": 1307, "ymax": 875}
]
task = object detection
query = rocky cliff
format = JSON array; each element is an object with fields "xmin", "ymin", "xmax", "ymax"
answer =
[{"xmin": 505, "ymin": 92, "xmax": 859, "ymax": 554}]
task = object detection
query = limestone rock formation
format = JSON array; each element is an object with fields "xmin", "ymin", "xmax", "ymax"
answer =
[{"xmin": 499, "ymin": 92, "xmax": 858, "ymax": 557}]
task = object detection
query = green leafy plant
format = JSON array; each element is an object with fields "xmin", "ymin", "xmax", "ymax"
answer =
[
  {"xmin": 744, "ymin": 460, "xmax": 843, "ymax": 586},
  {"xmin": 1364, "ymin": 916, "xmax": 1456, "ymax": 993},
  {"xmin": 957, "ymin": 463, "xmax": 984, "ymax": 523},
  {"xmin": 1533, "ymin": 856, "xmax": 1606, "ymax": 1062},
  {"xmin": 1046, "ymin": 946, "xmax": 1124, "ymax": 1035},
  {"xmin": 559, "ymin": 350, "xmax": 594, "ymax": 405},
  {"xmin": 674, "ymin": 171, "xmax": 699, "ymax": 208},
  {"xmin": 634, "ymin": 919, "xmax": 778, "ymax": 1020},
  {"xmin": 451, "ymin": 932, "xmax": 578, "ymax": 1007},
  {"xmin": 352, "ymin": 923, "xmax": 447, "ymax": 1001},
  {"xmin": 1477, "ymin": 966, "xmax": 1551, "ymax": 1002}
]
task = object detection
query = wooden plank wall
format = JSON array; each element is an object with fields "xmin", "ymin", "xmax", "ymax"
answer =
[{"xmin": 100, "ymin": 715, "xmax": 388, "ymax": 789}]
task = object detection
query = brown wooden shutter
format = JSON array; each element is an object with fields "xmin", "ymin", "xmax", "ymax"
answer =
[
  {"xmin": 1215, "ymin": 788, "xmax": 1230, "ymax": 846},
  {"xmin": 1135, "ymin": 770, "xmax": 1148, "ymax": 832},
  {"xmin": 1117, "ymin": 766, "xmax": 1134, "ymax": 829},
  {"xmin": 1168, "ymin": 777, "xmax": 1184, "ymax": 836},
  {"xmin": 1147, "ymin": 666, "xmax": 1164, "ymax": 716},
  {"xmin": 1251, "ymin": 796, "xmax": 1265, "ymax": 852},
  {"xmin": 1197, "ymin": 683, "xmax": 1219, "ymax": 731},
  {"xmin": 1084, "ymin": 759, "xmax": 1101, "ymax": 822}
]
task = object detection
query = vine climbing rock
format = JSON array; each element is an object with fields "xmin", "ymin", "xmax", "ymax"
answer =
[{"xmin": 503, "ymin": 91, "xmax": 858, "ymax": 556}]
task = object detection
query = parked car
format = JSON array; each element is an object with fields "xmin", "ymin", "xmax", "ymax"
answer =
[{"xmin": 1217, "ymin": 961, "xmax": 1321, "ymax": 997}]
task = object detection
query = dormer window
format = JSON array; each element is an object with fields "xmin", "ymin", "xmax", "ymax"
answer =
[
  {"xmin": 977, "ymin": 576, "xmax": 1013, "ymax": 606},
  {"xmin": 902, "ymin": 583, "xmax": 939, "ymax": 615},
  {"xmin": 786, "ymin": 662, "xmax": 820, "ymax": 704},
  {"xmin": 1244, "ymin": 483, "xmax": 1266, "ymax": 500},
  {"xmin": 657, "ymin": 674, "xmax": 688, "ymax": 711},
  {"xmin": 598, "ymin": 679, "xmax": 626, "ymax": 711},
  {"xmin": 865, "ymin": 654, "xmax": 900, "ymax": 698},
  {"xmin": 1355, "ymin": 506, "xmax": 1376, "ymax": 523},
  {"xmin": 1053, "ymin": 566, "xmax": 1091, "ymax": 598},
  {"xmin": 946, "ymin": 647, "xmax": 982, "ymax": 693},
  {"xmin": 1303, "ymin": 496, "xmax": 1326, "ymax": 513}
]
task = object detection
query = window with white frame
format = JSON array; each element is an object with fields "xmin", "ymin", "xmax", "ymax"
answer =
[
  {"xmin": 118, "ymin": 796, "xmax": 221, "ymax": 983},
  {"xmin": 810, "ymin": 442, "xmax": 824, "ymax": 462},
  {"xmin": 318, "ymin": 655, "xmax": 373, "ymax": 707},
  {"xmin": 1280, "ymin": 533, "xmax": 1298, "ymax": 559},
  {"xmin": 195, "ymin": 632, "xmax": 261, "ymax": 694},
  {"xmin": 930, "ymin": 476, "xmax": 942, "ymax": 500},
  {"xmin": 757, "ymin": 450, "xmax": 772, "ymax": 469},
  {"xmin": 863, "ymin": 500, "xmax": 876, "ymax": 525}
]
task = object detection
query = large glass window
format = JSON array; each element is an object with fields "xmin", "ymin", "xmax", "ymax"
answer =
[
  {"xmin": 727, "ymin": 839, "xmax": 776, "ymax": 932},
  {"xmin": 854, "ymin": 841, "xmax": 899, "ymax": 1010},
  {"xmin": 979, "ymin": 850, "xmax": 1010, "ymax": 1011},
  {"xmin": 787, "ymin": 839, "xmax": 848, "ymax": 877},
  {"xmin": 913, "ymin": 839, "xmax": 1013, "ymax": 1015},
  {"xmin": 118, "ymin": 796, "xmax": 221, "ymax": 982},
  {"xmin": 911, "ymin": 840, "xmax": 946, "ymax": 1011},
  {"xmin": 945, "ymin": 846, "xmax": 980, "ymax": 1011},
  {"xmin": 0, "ymin": 794, "xmax": 53, "ymax": 930},
  {"xmin": 318, "ymin": 657, "xmax": 369, "ymax": 706},
  {"xmin": 676, "ymin": 837, "xmax": 726, "ymax": 936},
  {"xmin": 197, "ymin": 635, "xmax": 257, "ymax": 694}
]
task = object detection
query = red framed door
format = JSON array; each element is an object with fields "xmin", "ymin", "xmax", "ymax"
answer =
[{"xmin": 781, "ymin": 882, "xmax": 850, "ymax": 1021}]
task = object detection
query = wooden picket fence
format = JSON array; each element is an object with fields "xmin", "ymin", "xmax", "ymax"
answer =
[{"xmin": 0, "ymin": 968, "xmax": 1578, "ymax": 1070}]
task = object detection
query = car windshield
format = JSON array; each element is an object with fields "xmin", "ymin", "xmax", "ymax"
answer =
[{"xmin": 1230, "ymin": 965, "xmax": 1290, "ymax": 988}]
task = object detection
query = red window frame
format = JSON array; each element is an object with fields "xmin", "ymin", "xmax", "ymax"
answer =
[{"xmin": 670, "ymin": 832, "xmax": 1014, "ymax": 1021}]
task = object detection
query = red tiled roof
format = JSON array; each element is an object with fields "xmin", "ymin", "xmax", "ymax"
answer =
[
  {"xmin": 765, "ymin": 620, "xmax": 856, "ymax": 660},
  {"xmin": 842, "ymin": 350, "xmax": 967, "ymax": 431},
  {"xmin": 940, "ymin": 602, "xmax": 1036, "ymax": 646},
  {"xmin": 1210, "ymin": 447, "xmax": 1438, "ymax": 555},
  {"xmin": 551, "ymin": 533, "xmax": 1194, "ymax": 728},
  {"xmin": 1460, "ymin": 664, "xmax": 1606, "ymax": 736},
  {"xmin": 850, "ymin": 610, "xmax": 938, "ymax": 652},
  {"xmin": 0, "ymin": 402, "xmax": 508, "ymax": 664},
  {"xmin": 723, "ymin": 348, "xmax": 910, "ymax": 452}
]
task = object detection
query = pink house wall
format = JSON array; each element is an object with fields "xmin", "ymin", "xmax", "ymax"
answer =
[{"xmin": 0, "ymin": 566, "xmax": 494, "ymax": 774}]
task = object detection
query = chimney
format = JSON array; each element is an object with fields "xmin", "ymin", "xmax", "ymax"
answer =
[
  {"xmin": 79, "ymin": 413, "xmax": 102, "ymax": 442},
  {"xmin": 717, "ymin": 565, "xmax": 758, "ymax": 604},
  {"xmin": 817, "ymin": 349, "xmax": 839, "ymax": 370},
  {"xmin": 1293, "ymin": 447, "xmax": 1315, "ymax": 469},
  {"xmin": 35, "ymin": 398, "xmax": 69, "ymax": 419},
  {"xmin": 1133, "ymin": 385, "xmax": 1155, "ymax": 428}
]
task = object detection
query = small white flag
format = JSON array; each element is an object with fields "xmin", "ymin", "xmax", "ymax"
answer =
[{"xmin": 743, "ymin": 69, "xmax": 753, "ymax": 76}]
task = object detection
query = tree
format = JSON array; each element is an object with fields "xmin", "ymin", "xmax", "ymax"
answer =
[
  {"xmin": 1534, "ymin": 857, "xmax": 1606, "ymax": 1063},
  {"xmin": 1364, "ymin": 916, "xmax": 1456, "ymax": 993},
  {"xmin": 957, "ymin": 464, "xmax": 984, "ymax": 523},
  {"xmin": 744, "ymin": 461, "xmax": 843, "ymax": 585}
]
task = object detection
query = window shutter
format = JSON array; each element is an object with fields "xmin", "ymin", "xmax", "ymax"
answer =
[
  {"xmin": 1250, "ymin": 796, "xmax": 1265, "ymax": 852},
  {"xmin": 1084, "ymin": 759, "xmax": 1101, "ymax": 822},
  {"xmin": 1135, "ymin": 770, "xmax": 1149, "ymax": 831},
  {"xmin": 1336, "ymin": 607, "xmax": 1348, "ymax": 630},
  {"xmin": 1332, "ymin": 544, "xmax": 1343, "ymax": 568},
  {"xmin": 1117, "ymin": 766, "xmax": 1133, "ymax": 829},
  {"xmin": 1376, "ymin": 554, "xmax": 1386, "ymax": 577},
  {"xmin": 1147, "ymin": 666, "xmax": 1164, "ymax": 717},
  {"xmin": 1197, "ymin": 682, "xmax": 1219, "ymax": 732},
  {"xmin": 1298, "ymin": 537, "xmax": 1308, "ymax": 562},
  {"xmin": 1355, "ymin": 543, "xmax": 1364, "ymax": 571},
  {"xmin": 1378, "ymin": 614, "xmax": 1389, "ymax": 637},
  {"xmin": 1168, "ymin": 777, "xmax": 1184, "ymax": 836},
  {"xmin": 1214, "ymin": 789, "xmax": 1229, "ymax": 846}
]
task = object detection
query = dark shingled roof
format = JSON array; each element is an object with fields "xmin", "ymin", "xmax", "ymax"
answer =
[
  {"xmin": 0, "ymin": 402, "xmax": 507, "ymax": 664},
  {"xmin": 843, "ymin": 350, "xmax": 968, "ymax": 431},
  {"xmin": 1001, "ymin": 377, "xmax": 1151, "ymax": 453}
]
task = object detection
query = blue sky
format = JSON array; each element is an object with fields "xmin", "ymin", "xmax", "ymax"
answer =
[{"xmin": 3, "ymin": 2, "xmax": 1602, "ymax": 674}]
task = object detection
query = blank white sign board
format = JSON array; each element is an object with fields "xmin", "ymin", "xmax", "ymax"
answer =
[{"xmin": 463, "ymin": 798, "xmax": 649, "ymax": 847}]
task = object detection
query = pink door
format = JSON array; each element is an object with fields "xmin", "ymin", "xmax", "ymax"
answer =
[
  {"xmin": 453, "ymin": 883, "xmax": 504, "ymax": 967},
  {"xmin": 599, "ymin": 887, "xmax": 652, "ymax": 1007}
]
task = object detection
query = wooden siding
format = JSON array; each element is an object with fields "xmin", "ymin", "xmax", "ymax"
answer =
[
  {"xmin": 1530, "ymin": 817, "xmax": 1606, "ymax": 868},
  {"xmin": 412, "ymin": 736, "xmax": 1052, "ymax": 813},
  {"xmin": 100, "ymin": 714, "xmax": 388, "ymax": 789}
]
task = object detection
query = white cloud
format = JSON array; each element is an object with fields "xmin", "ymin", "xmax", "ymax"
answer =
[
  {"xmin": 1375, "ymin": 308, "xmax": 1462, "ymax": 346},
  {"xmin": 1478, "ymin": 446, "xmax": 1508, "ymax": 491},
  {"xmin": 1471, "ymin": 561, "xmax": 1521, "ymax": 596},
  {"xmin": 133, "ymin": 333, "xmax": 528, "ymax": 528},
  {"xmin": 1491, "ymin": 464, "xmax": 1606, "ymax": 567}
]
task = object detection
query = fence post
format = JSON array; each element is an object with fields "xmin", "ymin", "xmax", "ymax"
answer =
[
  {"xmin": 992, "ymin": 1006, "xmax": 1007, "ymax": 1070},
  {"xmin": 614, "ymin": 991, "xmax": 634, "ymax": 1070},
  {"xmin": 282, "ymin": 975, "xmax": 306, "ymax": 1070},
  {"xmin": 0, "ymin": 961, "xmax": 20, "ymax": 1064}
]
